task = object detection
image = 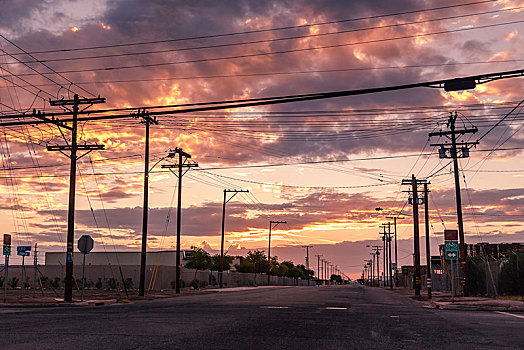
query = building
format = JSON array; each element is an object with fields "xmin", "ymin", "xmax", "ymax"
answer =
[{"xmin": 45, "ymin": 250, "xmax": 193, "ymax": 267}]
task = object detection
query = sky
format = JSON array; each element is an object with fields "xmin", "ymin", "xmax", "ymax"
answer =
[{"xmin": 0, "ymin": 0, "xmax": 523, "ymax": 278}]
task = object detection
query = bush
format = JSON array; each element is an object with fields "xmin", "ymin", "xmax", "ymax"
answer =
[
  {"xmin": 95, "ymin": 278, "xmax": 103, "ymax": 289},
  {"xmin": 50, "ymin": 277, "xmax": 61, "ymax": 289},
  {"xmin": 499, "ymin": 251, "xmax": 524, "ymax": 296},
  {"xmin": 189, "ymin": 278, "xmax": 207, "ymax": 290},
  {"xmin": 465, "ymin": 256, "xmax": 488, "ymax": 296},
  {"xmin": 8, "ymin": 277, "xmax": 19, "ymax": 289}
]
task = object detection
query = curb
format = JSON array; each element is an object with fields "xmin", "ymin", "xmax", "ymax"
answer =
[{"xmin": 433, "ymin": 302, "xmax": 524, "ymax": 311}]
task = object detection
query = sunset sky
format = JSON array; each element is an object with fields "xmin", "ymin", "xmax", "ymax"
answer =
[{"xmin": 0, "ymin": 0, "xmax": 523, "ymax": 278}]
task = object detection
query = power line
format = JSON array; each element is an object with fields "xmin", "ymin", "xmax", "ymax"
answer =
[
  {"xmin": 1, "ymin": 60, "xmax": 521, "ymax": 88},
  {"xmin": 9, "ymin": 6, "xmax": 522, "ymax": 65},
  {"xmin": 3, "ymin": 0, "xmax": 494, "ymax": 56},
  {"xmin": 9, "ymin": 20, "xmax": 524, "ymax": 77}
]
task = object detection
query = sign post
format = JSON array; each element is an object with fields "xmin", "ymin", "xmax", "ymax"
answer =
[
  {"xmin": 444, "ymin": 229, "xmax": 459, "ymax": 301},
  {"xmin": 3, "ymin": 234, "xmax": 11, "ymax": 303},
  {"xmin": 78, "ymin": 235, "xmax": 94, "ymax": 302},
  {"xmin": 17, "ymin": 246, "xmax": 31, "ymax": 299}
]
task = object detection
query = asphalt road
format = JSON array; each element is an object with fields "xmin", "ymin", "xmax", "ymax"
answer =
[{"xmin": 0, "ymin": 284, "xmax": 523, "ymax": 349}]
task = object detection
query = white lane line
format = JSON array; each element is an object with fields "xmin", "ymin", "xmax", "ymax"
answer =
[
  {"xmin": 325, "ymin": 307, "xmax": 348, "ymax": 310},
  {"xmin": 260, "ymin": 306, "xmax": 289, "ymax": 309},
  {"xmin": 390, "ymin": 316, "xmax": 400, "ymax": 318},
  {"xmin": 495, "ymin": 311, "xmax": 524, "ymax": 319}
]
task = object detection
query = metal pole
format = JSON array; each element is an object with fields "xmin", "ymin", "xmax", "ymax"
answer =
[
  {"xmin": 175, "ymin": 151, "xmax": 183, "ymax": 294},
  {"xmin": 81, "ymin": 253, "xmax": 86, "ymax": 302},
  {"xmin": 219, "ymin": 190, "xmax": 226, "ymax": 288},
  {"xmin": 139, "ymin": 118, "xmax": 150, "ymax": 297},
  {"xmin": 20, "ymin": 255, "xmax": 25, "ymax": 299},
  {"xmin": 64, "ymin": 94, "xmax": 79, "ymax": 302},
  {"xmin": 451, "ymin": 259, "xmax": 455, "ymax": 302},
  {"xmin": 3, "ymin": 255, "xmax": 7, "ymax": 303},
  {"xmin": 33, "ymin": 243, "xmax": 37, "ymax": 298}
]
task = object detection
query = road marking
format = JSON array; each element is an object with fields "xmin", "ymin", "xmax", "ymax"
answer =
[
  {"xmin": 495, "ymin": 311, "xmax": 524, "ymax": 320},
  {"xmin": 261, "ymin": 306, "xmax": 289, "ymax": 309},
  {"xmin": 325, "ymin": 307, "xmax": 347, "ymax": 310},
  {"xmin": 390, "ymin": 315, "xmax": 400, "ymax": 318}
]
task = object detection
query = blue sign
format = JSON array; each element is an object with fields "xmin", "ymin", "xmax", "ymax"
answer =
[{"xmin": 17, "ymin": 246, "xmax": 31, "ymax": 256}]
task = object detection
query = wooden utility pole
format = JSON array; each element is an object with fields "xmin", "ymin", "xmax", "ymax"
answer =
[
  {"xmin": 315, "ymin": 254, "xmax": 322, "ymax": 285},
  {"xmin": 429, "ymin": 112, "xmax": 478, "ymax": 296},
  {"xmin": 47, "ymin": 94, "xmax": 105, "ymax": 302},
  {"xmin": 402, "ymin": 175, "xmax": 427, "ymax": 296},
  {"xmin": 138, "ymin": 110, "xmax": 158, "ymax": 297},
  {"xmin": 267, "ymin": 220, "xmax": 286, "ymax": 285},
  {"xmin": 424, "ymin": 182, "xmax": 432, "ymax": 299},
  {"xmin": 161, "ymin": 148, "xmax": 198, "ymax": 294},
  {"xmin": 302, "ymin": 245, "xmax": 313, "ymax": 285},
  {"xmin": 386, "ymin": 216, "xmax": 402, "ymax": 287},
  {"xmin": 219, "ymin": 189, "xmax": 249, "ymax": 288}
]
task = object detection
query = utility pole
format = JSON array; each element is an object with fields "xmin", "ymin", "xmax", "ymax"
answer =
[
  {"xmin": 387, "ymin": 223, "xmax": 393, "ymax": 289},
  {"xmin": 423, "ymin": 182, "xmax": 432, "ymax": 299},
  {"xmin": 368, "ymin": 245, "xmax": 382, "ymax": 287},
  {"xmin": 220, "ymin": 189, "xmax": 249, "ymax": 288},
  {"xmin": 47, "ymin": 94, "xmax": 106, "ymax": 302},
  {"xmin": 379, "ymin": 225, "xmax": 388, "ymax": 287},
  {"xmin": 302, "ymin": 245, "xmax": 313, "ymax": 285},
  {"xmin": 268, "ymin": 220, "xmax": 286, "ymax": 286},
  {"xmin": 315, "ymin": 254, "xmax": 322, "ymax": 285},
  {"xmin": 161, "ymin": 148, "xmax": 198, "ymax": 294},
  {"xmin": 429, "ymin": 112, "xmax": 477, "ymax": 297},
  {"xmin": 370, "ymin": 253, "xmax": 375, "ymax": 287},
  {"xmin": 402, "ymin": 175, "xmax": 427, "ymax": 296},
  {"xmin": 33, "ymin": 243, "xmax": 37, "ymax": 298},
  {"xmin": 386, "ymin": 216, "xmax": 402, "ymax": 287},
  {"xmin": 138, "ymin": 110, "xmax": 158, "ymax": 297}
]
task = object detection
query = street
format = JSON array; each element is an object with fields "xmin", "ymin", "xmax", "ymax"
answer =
[{"xmin": 0, "ymin": 284, "xmax": 523, "ymax": 349}]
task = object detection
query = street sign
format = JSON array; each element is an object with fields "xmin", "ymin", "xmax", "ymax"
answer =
[
  {"xmin": 78, "ymin": 235, "xmax": 94, "ymax": 254},
  {"xmin": 16, "ymin": 246, "xmax": 31, "ymax": 256},
  {"xmin": 444, "ymin": 229, "xmax": 458, "ymax": 241},
  {"xmin": 3, "ymin": 234, "xmax": 11, "ymax": 246},
  {"xmin": 444, "ymin": 241, "xmax": 459, "ymax": 252},
  {"xmin": 3, "ymin": 245, "xmax": 10, "ymax": 256},
  {"xmin": 446, "ymin": 251, "xmax": 458, "ymax": 260}
]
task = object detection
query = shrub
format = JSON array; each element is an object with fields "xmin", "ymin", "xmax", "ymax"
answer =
[
  {"xmin": 8, "ymin": 277, "xmax": 19, "ymax": 289},
  {"xmin": 189, "ymin": 278, "xmax": 207, "ymax": 290}
]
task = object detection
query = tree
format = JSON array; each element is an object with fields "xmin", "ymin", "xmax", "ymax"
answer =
[
  {"xmin": 499, "ymin": 250, "xmax": 524, "ymax": 296},
  {"xmin": 245, "ymin": 250, "xmax": 269, "ymax": 274},
  {"xmin": 185, "ymin": 247, "xmax": 212, "ymax": 280},
  {"xmin": 234, "ymin": 259, "xmax": 255, "ymax": 273},
  {"xmin": 210, "ymin": 253, "xmax": 233, "ymax": 271},
  {"xmin": 330, "ymin": 274, "xmax": 343, "ymax": 284}
]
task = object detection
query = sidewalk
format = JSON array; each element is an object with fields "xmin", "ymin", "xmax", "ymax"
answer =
[{"xmin": 387, "ymin": 286, "xmax": 524, "ymax": 311}]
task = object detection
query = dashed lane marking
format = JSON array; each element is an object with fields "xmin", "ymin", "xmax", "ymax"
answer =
[{"xmin": 260, "ymin": 306, "xmax": 289, "ymax": 309}]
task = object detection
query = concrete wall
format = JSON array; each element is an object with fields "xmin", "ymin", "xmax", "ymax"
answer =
[{"xmin": 0, "ymin": 264, "xmax": 314, "ymax": 292}]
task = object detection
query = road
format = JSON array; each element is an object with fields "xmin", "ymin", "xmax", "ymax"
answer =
[{"xmin": 0, "ymin": 284, "xmax": 522, "ymax": 349}]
